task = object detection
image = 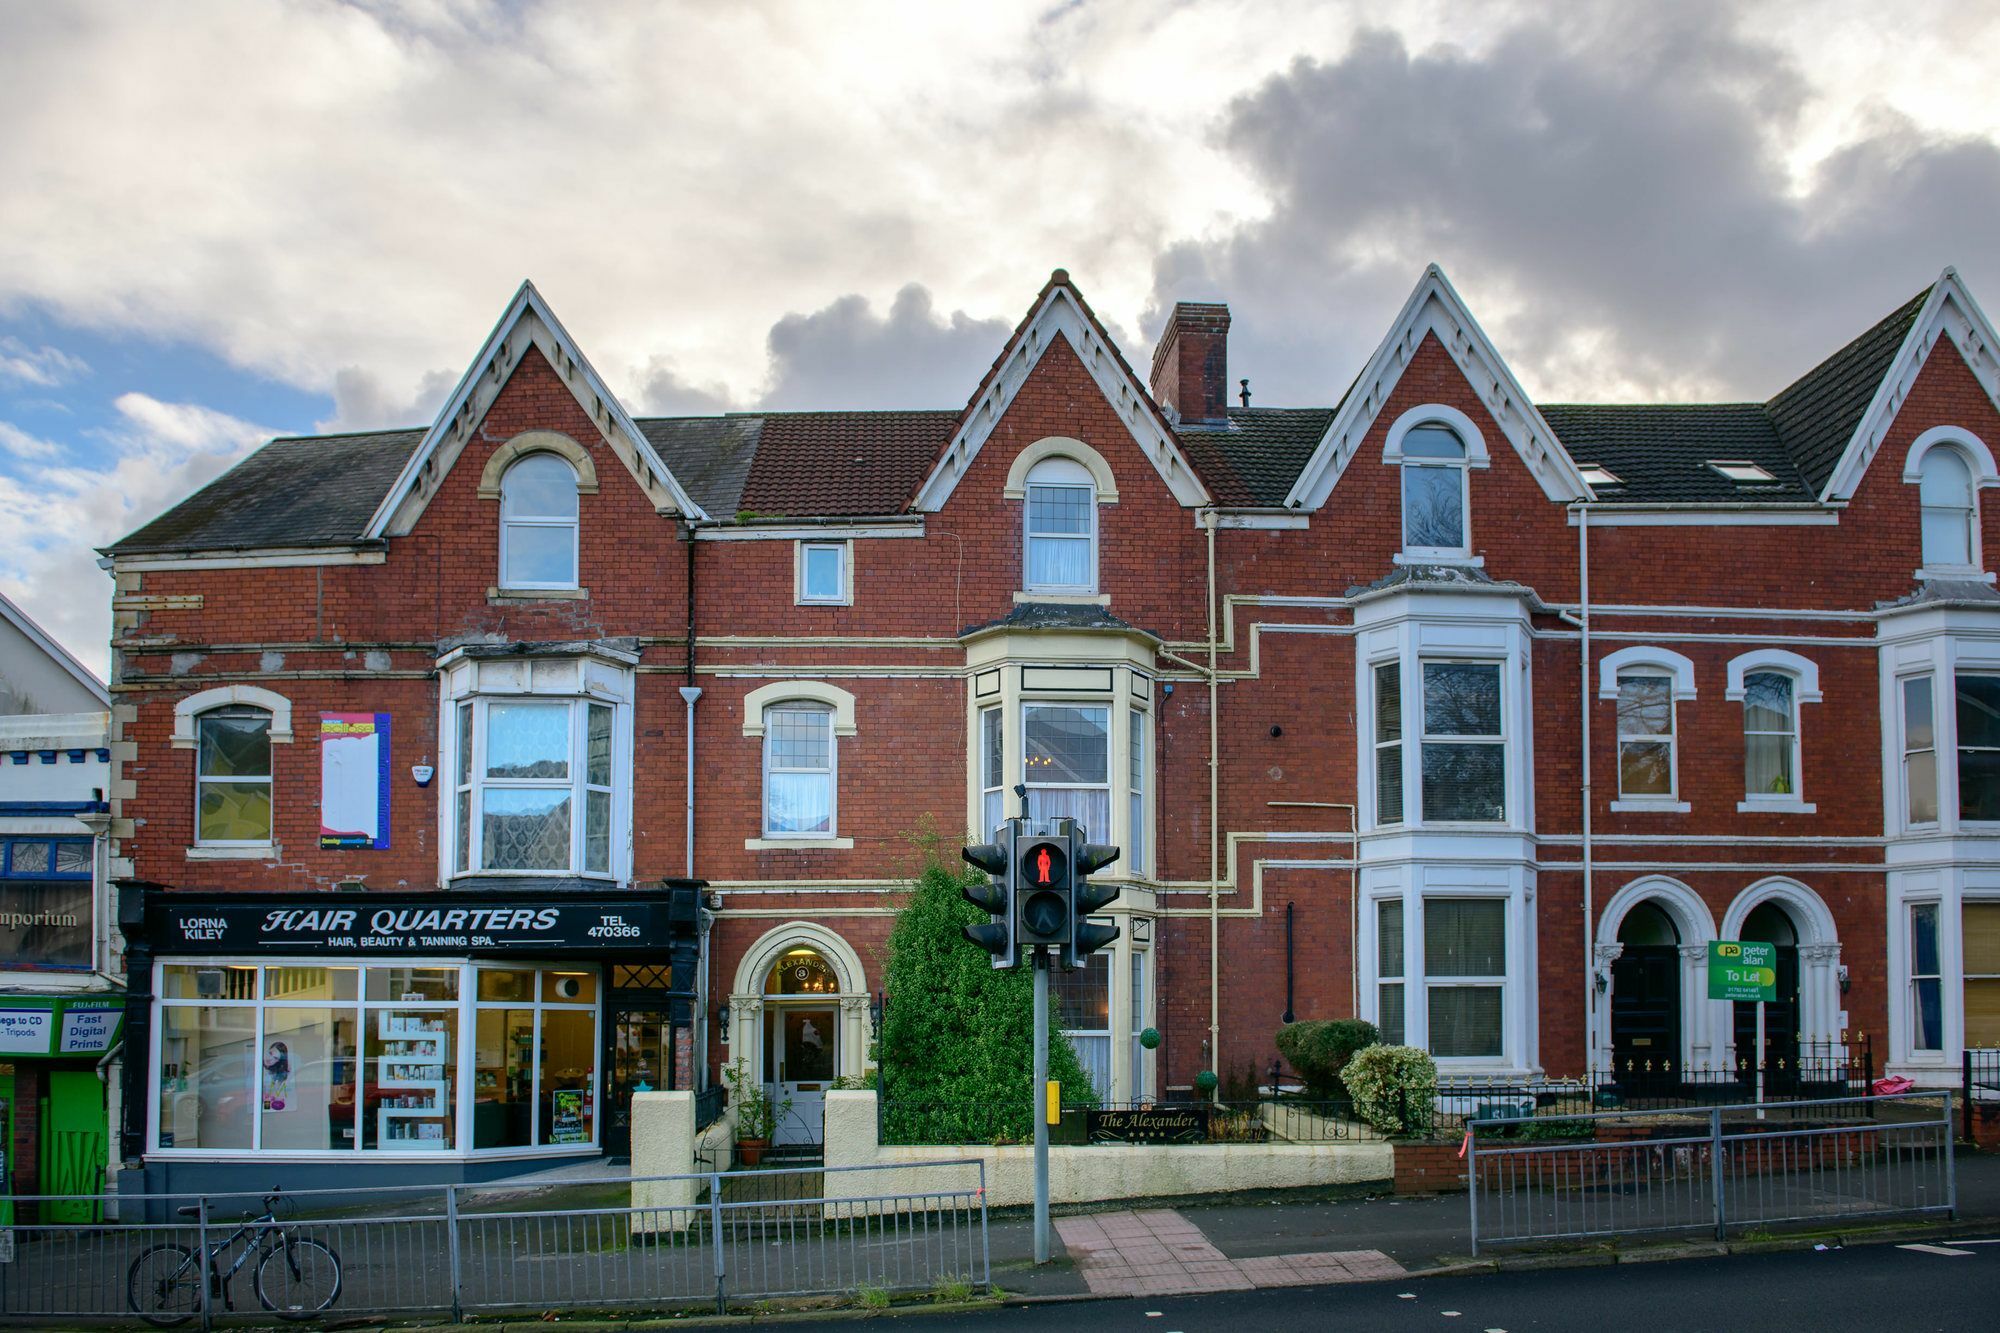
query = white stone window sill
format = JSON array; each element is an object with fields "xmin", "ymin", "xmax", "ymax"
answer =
[
  {"xmin": 1609, "ymin": 799, "xmax": 1691, "ymax": 813},
  {"xmin": 1913, "ymin": 567, "xmax": 1996, "ymax": 584},
  {"xmin": 1014, "ymin": 591, "xmax": 1108, "ymax": 605},
  {"xmin": 746, "ymin": 836, "xmax": 854, "ymax": 851},
  {"xmin": 796, "ymin": 598, "xmax": 852, "ymax": 608},
  {"xmin": 1393, "ymin": 552, "xmax": 1484, "ymax": 567},
  {"xmin": 187, "ymin": 844, "xmax": 277, "ymax": 861},
  {"xmin": 1738, "ymin": 799, "xmax": 1816, "ymax": 814},
  {"xmin": 488, "ymin": 586, "xmax": 589, "ymax": 601}
]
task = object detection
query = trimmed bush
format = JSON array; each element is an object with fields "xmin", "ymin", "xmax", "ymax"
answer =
[
  {"xmin": 1339, "ymin": 1045, "xmax": 1437, "ymax": 1135},
  {"xmin": 1275, "ymin": 1018, "xmax": 1379, "ymax": 1098},
  {"xmin": 878, "ymin": 845, "xmax": 1096, "ymax": 1145}
]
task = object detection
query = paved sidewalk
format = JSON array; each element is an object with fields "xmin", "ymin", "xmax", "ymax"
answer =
[{"xmin": 989, "ymin": 1148, "xmax": 2000, "ymax": 1299}]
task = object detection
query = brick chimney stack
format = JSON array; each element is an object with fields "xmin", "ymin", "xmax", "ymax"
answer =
[{"xmin": 1149, "ymin": 302, "xmax": 1232, "ymax": 425}]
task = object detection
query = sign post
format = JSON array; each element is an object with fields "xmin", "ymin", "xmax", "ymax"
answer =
[
  {"xmin": 1031, "ymin": 945, "xmax": 1050, "ymax": 1264},
  {"xmin": 1708, "ymin": 940, "xmax": 1779, "ymax": 1117}
]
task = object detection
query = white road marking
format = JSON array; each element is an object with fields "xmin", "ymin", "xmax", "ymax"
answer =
[
  {"xmin": 1898, "ymin": 1243, "xmax": 1975, "ymax": 1256},
  {"xmin": 1398, "ymin": 1292, "xmax": 1417, "ymax": 1299}
]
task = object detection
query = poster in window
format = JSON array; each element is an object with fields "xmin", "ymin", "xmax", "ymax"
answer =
[
  {"xmin": 549, "ymin": 1089, "xmax": 586, "ymax": 1143},
  {"xmin": 320, "ymin": 713, "xmax": 391, "ymax": 849}
]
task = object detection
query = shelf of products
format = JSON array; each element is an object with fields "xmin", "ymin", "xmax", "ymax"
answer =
[{"xmin": 375, "ymin": 1011, "xmax": 451, "ymax": 1150}]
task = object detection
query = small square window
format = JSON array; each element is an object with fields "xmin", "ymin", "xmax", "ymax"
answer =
[
  {"xmin": 1707, "ymin": 460, "xmax": 1777, "ymax": 484},
  {"xmin": 798, "ymin": 543, "xmax": 848, "ymax": 605},
  {"xmin": 1576, "ymin": 464, "xmax": 1621, "ymax": 487}
]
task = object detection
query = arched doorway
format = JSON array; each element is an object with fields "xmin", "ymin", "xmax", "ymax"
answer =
[
  {"xmin": 727, "ymin": 924, "xmax": 869, "ymax": 1151},
  {"xmin": 762, "ymin": 947, "xmax": 840, "ymax": 1147},
  {"xmin": 1611, "ymin": 902, "xmax": 1681, "ymax": 1089},
  {"xmin": 1732, "ymin": 902, "xmax": 1801, "ymax": 1087}
]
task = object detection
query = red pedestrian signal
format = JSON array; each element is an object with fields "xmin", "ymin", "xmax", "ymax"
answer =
[{"xmin": 1034, "ymin": 846, "xmax": 1052, "ymax": 884}]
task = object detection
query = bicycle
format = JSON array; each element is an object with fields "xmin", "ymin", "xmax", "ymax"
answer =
[{"xmin": 126, "ymin": 1189, "xmax": 342, "ymax": 1326}]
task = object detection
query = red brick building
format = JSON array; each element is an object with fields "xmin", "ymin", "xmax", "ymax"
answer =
[{"xmin": 103, "ymin": 265, "xmax": 2000, "ymax": 1189}]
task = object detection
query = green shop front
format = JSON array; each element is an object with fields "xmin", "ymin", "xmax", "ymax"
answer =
[
  {"xmin": 119, "ymin": 883, "xmax": 702, "ymax": 1201},
  {"xmin": 0, "ymin": 993, "xmax": 124, "ymax": 1221}
]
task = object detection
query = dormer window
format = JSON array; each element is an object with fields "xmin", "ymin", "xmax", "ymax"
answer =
[
  {"xmin": 1707, "ymin": 460, "xmax": 1777, "ymax": 484},
  {"xmin": 1024, "ymin": 457, "xmax": 1097, "ymax": 593},
  {"xmin": 1401, "ymin": 426, "xmax": 1469, "ymax": 555},
  {"xmin": 1576, "ymin": 464, "xmax": 1621, "ymax": 488},
  {"xmin": 499, "ymin": 454, "xmax": 580, "ymax": 589}
]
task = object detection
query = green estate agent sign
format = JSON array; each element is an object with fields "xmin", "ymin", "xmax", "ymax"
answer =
[{"xmin": 1708, "ymin": 941, "xmax": 1778, "ymax": 1002}]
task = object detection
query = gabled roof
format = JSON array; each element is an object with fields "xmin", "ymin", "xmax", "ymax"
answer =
[
  {"xmin": 108, "ymin": 428, "xmax": 423, "ymax": 555},
  {"xmin": 910, "ymin": 270, "xmax": 1211, "ymax": 511},
  {"xmin": 363, "ymin": 281, "xmax": 708, "ymax": 536},
  {"xmin": 1284, "ymin": 265, "xmax": 1594, "ymax": 510},
  {"xmin": 1814, "ymin": 269, "xmax": 2000, "ymax": 502},
  {"xmin": 0, "ymin": 590, "xmax": 110, "ymax": 707}
]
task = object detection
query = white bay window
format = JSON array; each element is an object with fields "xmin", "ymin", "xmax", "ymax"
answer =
[{"xmin": 1023, "ymin": 703, "xmax": 1111, "ymax": 835}]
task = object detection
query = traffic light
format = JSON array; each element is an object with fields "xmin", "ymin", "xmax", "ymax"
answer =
[
  {"xmin": 1014, "ymin": 832, "xmax": 1072, "ymax": 949},
  {"xmin": 960, "ymin": 824, "xmax": 1016, "ymax": 968},
  {"xmin": 1065, "ymin": 834, "xmax": 1122, "ymax": 969}
]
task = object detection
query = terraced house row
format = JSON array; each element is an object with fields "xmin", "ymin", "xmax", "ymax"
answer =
[{"xmin": 97, "ymin": 262, "xmax": 2000, "ymax": 1194}]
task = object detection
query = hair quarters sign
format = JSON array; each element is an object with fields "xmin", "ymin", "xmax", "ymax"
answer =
[{"xmin": 143, "ymin": 892, "xmax": 686, "ymax": 956}]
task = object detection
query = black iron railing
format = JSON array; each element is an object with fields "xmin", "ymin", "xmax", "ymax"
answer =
[
  {"xmin": 694, "ymin": 1083, "xmax": 725, "ymax": 1130},
  {"xmin": 1965, "ymin": 1047, "xmax": 2000, "ymax": 1140}
]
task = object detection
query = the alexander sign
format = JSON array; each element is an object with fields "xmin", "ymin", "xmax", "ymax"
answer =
[{"xmin": 150, "ymin": 895, "xmax": 675, "ymax": 955}]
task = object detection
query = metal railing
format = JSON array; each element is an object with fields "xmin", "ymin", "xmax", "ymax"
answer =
[
  {"xmin": 695, "ymin": 1083, "xmax": 726, "ymax": 1131},
  {"xmin": 0, "ymin": 1159, "xmax": 988, "ymax": 1325},
  {"xmin": 1964, "ymin": 1048, "xmax": 2000, "ymax": 1140},
  {"xmin": 1467, "ymin": 1092, "xmax": 1954, "ymax": 1255}
]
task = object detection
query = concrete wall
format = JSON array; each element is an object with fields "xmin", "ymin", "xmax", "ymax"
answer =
[
  {"xmin": 630, "ymin": 1091, "xmax": 736, "ymax": 1233},
  {"xmin": 820, "ymin": 1091, "xmax": 1391, "ymax": 1210}
]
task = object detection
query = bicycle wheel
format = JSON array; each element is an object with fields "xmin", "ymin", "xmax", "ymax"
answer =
[
  {"xmin": 254, "ymin": 1235, "xmax": 342, "ymax": 1320},
  {"xmin": 127, "ymin": 1243, "xmax": 201, "ymax": 1327}
]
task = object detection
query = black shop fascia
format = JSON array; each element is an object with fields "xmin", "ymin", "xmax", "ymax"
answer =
[{"xmin": 116, "ymin": 881, "xmax": 703, "ymax": 1196}]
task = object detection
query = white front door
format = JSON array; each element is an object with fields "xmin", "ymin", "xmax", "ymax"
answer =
[{"xmin": 766, "ymin": 1005, "xmax": 836, "ymax": 1146}]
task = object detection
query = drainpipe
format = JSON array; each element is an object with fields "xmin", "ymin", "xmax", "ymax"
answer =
[
  {"xmin": 1576, "ymin": 502, "xmax": 1595, "ymax": 1074},
  {"xmin": 1205, "ymin": 509, "xmax": 1221, "ymax": 1092},
  {"xmin": 681, "ymin": 523, "xmax": 702, "ymax": 879}
]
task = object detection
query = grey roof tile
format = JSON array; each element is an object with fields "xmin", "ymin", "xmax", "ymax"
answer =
[
  {"xmin": 1767, "ymin": 285, "xmax": 1930, "ymax": 494},
  {"xmin": 1174, "ymin": 407, "xmax": 1336, "ymax": 506},
  {"xmin": 1538, "ymin": 403, "xmax": 1815, "ymax": 503}
]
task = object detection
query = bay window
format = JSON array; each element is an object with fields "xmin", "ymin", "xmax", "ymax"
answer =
[
  {"xmin": 1377, "ymin": 899, "xmax": 1405, "ymax": 1044},
  {"xmin": 1969, "ymin": 902, "xmax": 2000, "ymax": 1048},
  {"xmin": 1052, "ymin": 953, "xmax": 1111, "ymax": 1101},
  {"xmin": 1127, "ymin": 707, "xmax": 1146, "ymax": 875},
  {"xmin": 1910, "ymin": 904, "xmax": 1943, "ymax": 1053},
  {"xmin": 1374, "ymin": 662, "xmax": 1403, "ymax": 825},
  {"xmin": 1958, "ymin": 674, "xmax": 2000, "ymax": 821},
  {"xmin": 1420, "ymin": 662, "xmax": 1504, "ymax": 822},
  {"xmin": 454, "ymin": 698, "xmax": 615, "ymax": 875},
  {"xmin": 980, "ymin": 707, "xmax": 1004, "ymax": 838},
  {"xmin": 1424, "ymin": 898, "xmax": 1506, "ymax": 1059},
  {"xmin": 1023, "ymin": 703, "xmax": 1110, "ymax": 835},
  {"xmin": 1904, "ymin": 676, "xmax": 1938, "ymax": 824}
]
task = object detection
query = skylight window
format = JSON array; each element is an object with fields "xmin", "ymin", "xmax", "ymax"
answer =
[
  {"xmin": 1576, "ymin": 464, "xmax": 1622, "ymax": 487},
  {"xmin": 1707, "ymin": 460, "xmax": 1777, "ymax": 484}
]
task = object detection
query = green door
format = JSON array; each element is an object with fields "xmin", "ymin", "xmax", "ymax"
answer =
[{"xmin": 40, "ymin": 1071, "xmax": 106, "ymax": 1224}]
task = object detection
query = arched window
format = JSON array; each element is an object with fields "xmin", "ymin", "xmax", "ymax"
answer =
[
  {"xmin": 1023, "ymin": 457, "xmax": 1097, "ymax": 592},
  {"xmin": 1919, "ymin": 446, "xmax": 1976, "ymax": 570},
  {"xmin": 196, "ymin": 706, "xmax": 273, "ymax": 845},
  {"xmin": 1400, "ymin": 424, "xmax": 1468, "ymax": 554},
  {"xmin": 763, "ymin": 703, "xmax": 836, "ymax": 837},
  {"xmin": 1743, "ymin": 671, "xmax": 1798, "ymax": 800},
  {"xmin": 500, "ymin": 454, "xmax": 580, "ymax": 589}
]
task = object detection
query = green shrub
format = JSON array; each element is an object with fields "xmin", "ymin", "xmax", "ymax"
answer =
[
  {"xmin": 1275, "ymin": 1018, "xmax": 1380, "ymax": 1098},
  {"xmin": 878, "ymin": 835, "xmax": 1097, "ymax": 1144},
  {"xmin": 1338, "ymin": 1044, "xmax": 1436, "ymax": 1135}
]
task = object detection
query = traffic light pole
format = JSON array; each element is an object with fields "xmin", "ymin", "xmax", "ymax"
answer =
[{"xmin": 1032, "ymin": 944, "xmax": 1051, "ymax": 1264}]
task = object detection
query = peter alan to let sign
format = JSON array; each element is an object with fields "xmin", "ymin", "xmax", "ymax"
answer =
[{"xmin": 1708, "ymin": 940, "xmax": 1778, "ymax": 1002}]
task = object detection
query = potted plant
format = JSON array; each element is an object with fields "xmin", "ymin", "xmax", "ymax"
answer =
[{"xmin": 724, "ymin": 1058, "xmax": 789, "ymax": 1166}]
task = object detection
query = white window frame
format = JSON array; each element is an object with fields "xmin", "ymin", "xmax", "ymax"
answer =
[
  {"xmin": 1598, "ymin": 647, "xmax": 1697, "ymax": 813},
  {"xmin": 453, "ymin": 697, "xmax": 617, "ymax": 878},
  {"xmin": 1422, "ymin": 895, "xmax": 1508, "ymax": 1062},
  {"xmin": 1614, "ymin": 671, "xmax": 1679, "ymax": 805},
  {"xmin": 979, "ymin": 706, "xmax": 1006, "ymax": 840},
  {"xmin": 1910, "ymin": 901, "xmax": 1944, "ymax": 1054},
  {"xmin": 1959, "ymin": 670, "xmax": 2000, "ymax": 826},
  {"xmin": 1374, "ymin": 896, "xmax": 1406, "ymax": 1045},
  {"xmin": 1417, "ymin": 659, "xmax": 1506, "ymax": 825},
  {"xmin": 1021, "ymin": 700, "xmax": 1113, "ymax": 837},
  {"xmin": 761, "ymin": 703, "xmax": 838, "ymax": 839},
  {"xmin": 1903, "ymin": 427, "xmax": 1998, "ymax": 580},
  {"xmin": 148, "ymin": 959, "xmax": 601, "ymax": 1160},
  {"xmin": 1902, "ymin": 673, "xmax": 1941, "ymax": 828},
  {"xmin": 1372, "ymin": 660, "xmax": 1405, "ymax": 827},
  {"xmin": 1384, "ymin": 405, "xmax": 1489, "ymax": 564},
  {"xmin": 1127, "ymin": 706, "xmax": 1147, "ymax": 877},
  {"xmin": 193, "ymin": 706, "xmax": 274, "ymax": 848},
  {"xmin": 796, "ymin": 541, "xmax": 851, "ymax": 606},
  {"xmin": 498, "ymin": 454, "xmax": 581, "ymax": 591},
  {"xmin": 1023, "ymin": 457, "xmax": 1098, "ymax": 594},
  {"xmin": 1726, "ymin": 648, "xmax": 1821, "ymax": 813}
]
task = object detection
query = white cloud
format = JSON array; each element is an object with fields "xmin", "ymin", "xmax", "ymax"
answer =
[
  {"xmin": 0, "ymin": 421, "xmax": 63, "ymax": 460},
  {"xmin": 0, "ymin": 392, "xmax": 272, "ymax": 676},
  {"xmin": 0, "ymin": 336, "xmax": 88, "ymax": 388}
]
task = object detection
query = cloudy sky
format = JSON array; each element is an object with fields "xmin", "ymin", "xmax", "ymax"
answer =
[{"xmin": 4, "ymin": 0, "xmax": 1999, "ymax": 676}]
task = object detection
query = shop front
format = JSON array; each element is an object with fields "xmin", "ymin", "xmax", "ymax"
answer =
[{"xmin": 118, "ymin": 883, "xmax": 702, "ymax": 1198}]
